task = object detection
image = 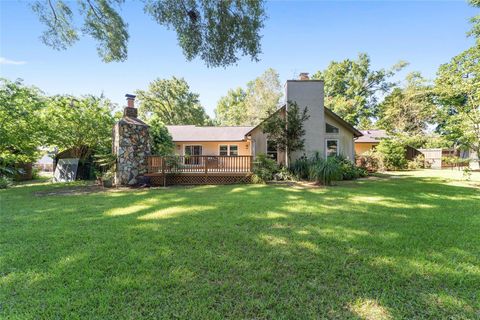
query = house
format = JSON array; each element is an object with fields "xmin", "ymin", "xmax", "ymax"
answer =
[
  {"xmin": 354, "ymin": 130, "xmax": 388, "ymax": 155},
  {"xmin": 166, "ymin": 74, "xmax": 362, "ymax": 166}
]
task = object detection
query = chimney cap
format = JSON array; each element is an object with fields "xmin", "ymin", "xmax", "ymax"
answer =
[
  {"xmin": 125, "ymin": 94, "xmax": 136, "ymax": 100},
  {"xmin": 299, "ymin": 72, "xmax": 310, "ymax": 80}
]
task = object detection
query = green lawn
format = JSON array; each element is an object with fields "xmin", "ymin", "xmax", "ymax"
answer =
[{"xmin": 1, "ymin": 170, "xmax": 479, "ymax": 319}]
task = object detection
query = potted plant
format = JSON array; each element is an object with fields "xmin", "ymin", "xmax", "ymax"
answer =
[{"xmin": 101, "ymin": 170, "xmax": 114, "ymax": 188}]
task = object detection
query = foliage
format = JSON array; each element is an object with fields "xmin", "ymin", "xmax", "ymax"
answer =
[
  {"xmin": 467, "ymin": 0, "xmax": 480, "ymax": 44},
  {"xmin": 312, "ymin": 53, "xmax": 407, "ymax": 127},
  {"xmin": 149, "ymin": 117, "xmax": 175, "ymax": 156},
  {"xmin": 309, "ymin": 156, "xmax": 342, "ymax": 186},
  {"xmin": 262, "ymin": 102, "xmax": 310, "ymax": 162},
  {"xmin": 0, "ymin": 78, "xmax": 47, "ymax": 165},
  {"xmin": 334, "ymin": 155, "xmax": 367, "ymax": 180},
  {"xmin": 136, "ymin": 77, "xmax": 210, "ymax": 125},
  {"xmin": 214, "ymin": 87, "xmax": 248, "ymax": 126},
  {"xmin": 355, "ymin": 149, "xmax": 381, "ymax": 173},
  {"xmin": 215, "ymin": 68, "xmax": 283, "ymax": 126},
  {"xmin": 434, "ymin": 45, "xmax": 480, "ymax": 165},
  {"xmin": 377, "ymin": 72, "xmax": 436, "ymax": 135},
  {"xmin": 0, "ymin": 176, "xmax": 12, "ymax": 189},
  {"xmin": 375, "ymin": 139, "xmax": 407, "ymax": 170},
  {"xmin": 31, "ymin": 0, "xmax": 266, "ymax": 66},
  {"xmin": 252, "ymin": 153, "xmax": 278, "ymax": 183},
  {"xmin": 44, "ymin": 94, "xmax": 115, "ymax": 156}
]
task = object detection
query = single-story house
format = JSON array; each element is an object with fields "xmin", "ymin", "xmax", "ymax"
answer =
[
  {"xmin": 354, "ymin": 130, "xmax": 388, "ymax": 155},
  {"xmin": 166, "ymin": 74, "xmax": 362, "ymax": 166}
]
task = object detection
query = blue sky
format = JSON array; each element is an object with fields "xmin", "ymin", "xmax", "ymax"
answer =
[{"xmin": 0, "ymin": 1, "xmax": 477, "ymax": 116}]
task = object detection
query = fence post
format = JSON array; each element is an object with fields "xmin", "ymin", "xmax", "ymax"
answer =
[{"xmin": 249, "ymin": 156, "xmax": 253, "ymax": 173}]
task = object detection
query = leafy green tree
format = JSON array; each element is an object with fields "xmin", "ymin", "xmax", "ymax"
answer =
[
  {"xmin": 468, "ymin": 0, "xmax": 480, "ymax": 44},
  {"xmin": 262, "ymin": 102, "xmax": 310, "ymax": 162},
  {"xmin": 149, "ymin": 116, "xmax": 174, "ymax": 155},
  {"xmin": 136, "ymin": 77, "xmax": 210, "ymax": 126},
  {"xmin": 44, "ymin": 95, "xmax": 115, "ymax": 156},
  {"xmin": 377, "ymin": 72, "xmax": 435, "ymax": 135},
  {"xmin": 435, "ymin": 45, "xmax": 480, "ymax": 163},
  {"xmin": 0, "ymin": 78, "xmax": 46, "ymax": 165},
  {"xmin": 214, "ymin": 87, "xmax": 248, "ymax": 126},
  {"xmin": 214, "ymin": 68, "xmax": 282, "ymax": 126},
  {"xmin": 312, "ymin": 53, "xmax": 407, "ymax": 127},
  {"xmin": 30, "ymin": 0, "xmax": 266, "ymax": 66},
  {"xmin": 376, "ymin": 139, "xmax": 407, "ymax": 170}
]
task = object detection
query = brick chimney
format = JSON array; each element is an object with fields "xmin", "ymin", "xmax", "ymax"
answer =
[
  {"xmin": 124, "ymin": 94, "xmax": 137, "ymax": 117},
  {"xmin": 299, "ymin": 72, "xmax": 310, "ymax": 80}
]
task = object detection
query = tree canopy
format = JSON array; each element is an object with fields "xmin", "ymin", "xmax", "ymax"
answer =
[
  {"xmin": 312, "ymin": 53, "xmax": 407, "ymax": 128},
  {"xmin": 214, "ymin": 68, "xmax": 282, "ymax": 126},
  {"xmin": 136, "ymin": 77, "xmax": 210, "ymax": 126},
  {"xmin": 31, "ymin": 0, "xmax": 266, "ymax": 66}
]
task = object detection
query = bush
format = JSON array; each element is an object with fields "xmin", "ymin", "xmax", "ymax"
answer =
[
  {"xmin": 312, "ymin": 157, "xmax": 342, "ymax": 185},
  {"xmin": 335, "ymin": 155, "xmax": 367, "ymax": 180},
  {"xmin": 355, "ymin": 150, "xmax": 381, "ymax": 172},
  {"xmin": 376, "ymin": 139, "xmax": 407, "ymax": 170},
  {"xmin": 252, "ymin": 154, "xmax": 278, "ymax": 183},
  {"xmin": 0, "ymin": 176, "xmax": 12, "ymax": 189}
]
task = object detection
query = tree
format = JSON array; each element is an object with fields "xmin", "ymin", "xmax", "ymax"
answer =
[
  {"xmin": 262, "ymin": 102, "xmax": 310, "ymax": 162},
  {"xmin": 44, "ymin": 94, "xmax": 115, "ymax": 156},
  {"xmin": 214, "ymin": 87, "xmax": 248, "ymax": 126},
  {"xmin": 435, "ymin": 45, "xmax": 480, "ymax": 163},
  {"xmin": 214, "ymin": 68, "xmax": 282, "ymax": 126},
  {"xmin": 468, "ymin": 0, "xmax": 480, "ymax": 44},
  {"xmin": 30, "ymin": 0, "xmax": 266, "ymax": 66},
  {"xmin": 136, "ymin": 77, "xmax": 210, "ymax": 126},
  {"xmin": 377, "ymin": 72, "xmax": 436, "ymax": 135},
  {"xmin": 0, "ymin": 78, "xmax": 47, "ymax": 165},
  {"xmin": 312, "ymin": 53, "xmax": 407, "ymax": 127},
  {"xmin": 149, "ymin": 116, "xmax": 175, "ymax": 156}
]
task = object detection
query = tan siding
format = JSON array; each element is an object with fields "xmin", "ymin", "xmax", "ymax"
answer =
[
  {"xmin": 355, "ymin": 142, "xmax": 378, "ymax": 155},
  {"xmin": 173, "ymin": 141, "xmax": 251, "ymax": 156},
  {"xmin": 324, "ymin": 112, "xmax": 356, "ymax": 160}
]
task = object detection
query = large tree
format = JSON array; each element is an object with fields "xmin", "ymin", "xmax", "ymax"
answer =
[
  {"xmin": 0, "ymin": 79, "xmax": 47, "ymax": 164},
  {"xmin": 312, "ymin": 53, "xmax": 407, "ymax": 128},
  {"xmin": 468, "ymin": 0, "xmax": 480, "ymax": 44},
  {"xmin": 377, "ymin": 72, "xmax": 435, "ymax": 135},
  {"xmin": 44, "ymin": 94, "xmax": 116, "ymax": 156},
  {"xmin": 435, "ymin": 45, "xmax": 480, "ymax": 162},
  {"xmin": 214, "ymin": 68, "xmax": 282, "ymax": 126},
  {"xmin": 30, "ymin": 0, "xmax": 266, "ymax": 66},
  {"xmin": 136, "ymin": 77, "xmax": 210, "ymax": 126}
]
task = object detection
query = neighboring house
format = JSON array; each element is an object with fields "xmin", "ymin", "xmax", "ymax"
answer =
[
  {"xmin": 166, "ymin": 74, "xmax": 362, "ymax": 165},
  {"xmin": 354, "ymin": 130, "xmax": 388, "ymax": 155}
]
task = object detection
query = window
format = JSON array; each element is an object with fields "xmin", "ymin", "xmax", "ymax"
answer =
[
  {"xmin": 219, "ymin": 145, "xmax": 228, "ymax": 156},
  {"xmin": 326, "ymin": 123, "xmax": 339, "ymax": 133},
  {"xmin": 229, "ymin": 145, "xmax": 238, "ymax": 156},
  {"xmin": 267, "ymin": 140, "xmax": 278, "ymax": 161},
  {"xmin": 184, "ymin": 145, "xmax": 202, "ymax": 164},
  {"xmin": 325, "ymin": 140, "xmax": 338, "ymax": 157}
]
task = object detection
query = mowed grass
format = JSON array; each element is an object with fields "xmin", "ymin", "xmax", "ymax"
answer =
[{"xmin": 1, "ymin": 170, "xmax": 479, "ymax": 319}]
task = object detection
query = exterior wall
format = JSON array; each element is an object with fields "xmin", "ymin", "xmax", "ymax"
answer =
[
  {"xmin": 173, "ymin": 141, "xmax": 251, "ymax": 156},
  {"xmin": 355, "ymin": 142, "xmax": 378, "ymax": 155},
  {"xmin": 285, "ymin": 80, "xmax": 325, "ymax": 163},
  {"xmin": 324, "ymin": 112, "xmax": 356, "ymax": 160},
  {"xmin": 248, "ymin": 126, "xmax": 287, "ymax": 166},
  {"xmin": 113, "ymin": 119, "xmax": 151, "ymax": 185}
]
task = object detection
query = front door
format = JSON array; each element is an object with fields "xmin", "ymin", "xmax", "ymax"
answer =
[{"xmin": 185, "ymin": 145, "xmax": 202, "ymax": 165}]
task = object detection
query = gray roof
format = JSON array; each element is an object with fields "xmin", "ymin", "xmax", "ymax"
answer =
[
  {"xmin": 166, "ymin": 125, "xmax": 254, "ymax": 142},
  {"xmin": 356, "ymin": 129, "xmax": 388, "ymax": 143}
]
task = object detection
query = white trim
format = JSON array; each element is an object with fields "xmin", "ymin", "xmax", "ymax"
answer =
[
  {"xmin": 325, "ymin": 139, "xmax": 339, "ymax": 157},
  {"xmin": 229, "ymin": 144, "xmax": 239, "ymax": 156},
  {"xmin": 219, "ymin": 144, "xmax": 228, "ymax": 156},
  {"xmin": 183, "ymin": 144, "xmax": 203, "ymax": 156}
]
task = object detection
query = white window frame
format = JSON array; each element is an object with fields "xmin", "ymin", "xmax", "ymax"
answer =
[
  {"xmin": 219, "ymin": 144, "xmax": 228, "ymax": 156},
  {"xmin": 184, "ymin": 145, "xmax": 203, "ymax": 165},
  {"xmin": 266, "ymin": 139, "xmax": 278, "ymax": 161},
  {"xmin": 229, "ymin": 145, "xmax": 239, "ymax": 156},
  {"xmin": 325, "ymin": 139, "xmax": 339, "ymax": 157}
]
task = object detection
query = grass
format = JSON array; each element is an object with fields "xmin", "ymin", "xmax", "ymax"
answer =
[{"xmin": 1, "ymin": 170, "xmax": 479, "ymax": 319}]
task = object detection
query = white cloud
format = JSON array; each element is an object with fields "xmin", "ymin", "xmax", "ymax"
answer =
[{"xmin": 0, "ymin": 57, "xmax": 26, "ymax": 65}]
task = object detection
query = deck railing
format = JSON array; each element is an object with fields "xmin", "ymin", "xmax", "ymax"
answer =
[{"xmin": 147, "ymin": 155, "xmax": 253, "ymax": 174}]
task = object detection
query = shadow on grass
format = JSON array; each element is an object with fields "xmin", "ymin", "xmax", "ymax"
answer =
[{"xmin": 1, "ymin": 175, "xmax": 479, "ymax": 319}]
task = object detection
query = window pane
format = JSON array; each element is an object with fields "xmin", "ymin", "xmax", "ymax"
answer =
[
  {"xmin": 219, "ymin": 145, "xmax": 228, "ymax": 156},
  {"xmin": 229, "ymin": 145, "xmax": 238, "ymax": 156},
  {"xmin": 326, "ymin": 140, "xmax": 338, "ymax": 157},
  {"xmin": 326, "ymin": 123, "xmax": 339, "ymax": 133},
  {"xmin": 266, "ymin": 140, "xmax": 278, "ymax": 161}
]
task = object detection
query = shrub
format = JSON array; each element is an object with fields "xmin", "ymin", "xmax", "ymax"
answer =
[
  {"xmin": 376, "ymin": 139, "xmax": 407, "ymax": 170},
  {"xmin": 335, "ymin": 155, "xmax": 367, "ymax": 180},
  {"xmin": 252, "ymin": 154, "xmax": 278, "ymax": 183},
  {"xmin": 355, "ymin": 150, "xmax": 381, "ymax": 172},
  {"xmin": 0, "ymin": 176, "xmax": 12, "ymax": 189},
  {"xmin": 311, "ymin": 157, "xmax": 342, "ymax": 185},
  {"xmin": 289, "ymin": 155, "xmax": 310, "ymax": 180},
  {"xmin": 274, "ymin": 166, "xmax": 295, "ymax": 181}
]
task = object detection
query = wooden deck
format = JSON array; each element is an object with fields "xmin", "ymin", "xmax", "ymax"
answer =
[{"xmin": 145, "ymin": 155, "xmax": 253, "ymax": 185}]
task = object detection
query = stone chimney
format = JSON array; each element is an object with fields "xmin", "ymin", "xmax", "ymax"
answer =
[
  {"xmin": 112, "ymin": 93, "xmax": 150, "ymax": 186},
  {"xmin": 124, "ymin": 94, "xmax": 138, "ymax": 117},
  {"xmin": 299, "ymin": 72, "xmax": 310, "ymax": 80}
]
